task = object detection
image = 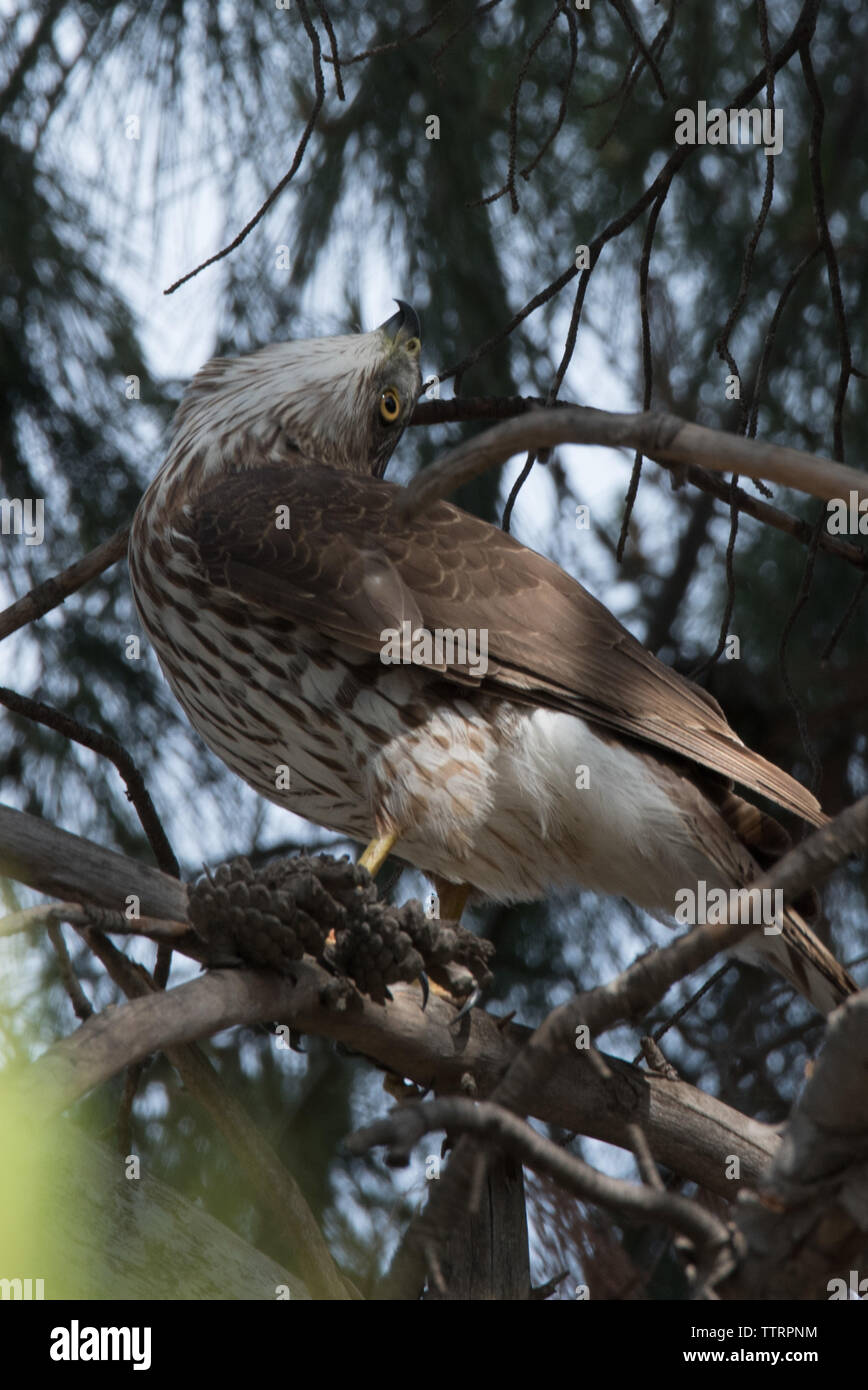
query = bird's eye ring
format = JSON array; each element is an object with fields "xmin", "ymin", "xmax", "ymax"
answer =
[
  {"xmin": 380, "ymin": 388, "xmax": 401, "ymax": 423},
  {"xmin": 404, "ymin": 337, "xmax": 421, "ymax": 356}
]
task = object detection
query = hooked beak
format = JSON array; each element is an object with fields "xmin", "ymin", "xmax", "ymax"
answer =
[{"xmin": 377, "ymin": 299, "xmax": 421, "ymax": 345}]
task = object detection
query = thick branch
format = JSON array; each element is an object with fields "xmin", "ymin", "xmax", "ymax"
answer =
[
  {"xmin": 15, "ymin": 959, "xmax": 777, "ymax": 1200},
  {"xmin": 2, "ymin": 398, "xmax": 865, "ymax": 651},
  {"xmin": 723, "ymin": 990, "xmax": 868, "ymax": 1299},
  {"xmin": 401, "ymin": 406, "xmax": 868, "ymax": 517},
  {"xmin": 0, "ymin": 803, "xmax": 187, "ymax": 921},
  {"xmin": 0, "ymin": 797, "xmax": 776, "ymax": 1195},
  {"xmin": 7, "ymin": 796, "xmax": 865, "ymax": 1235}
]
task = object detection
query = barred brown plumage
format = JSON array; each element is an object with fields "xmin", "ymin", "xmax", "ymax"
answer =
[{"xmin": 129, "ymin": 301, "xmax": 856, "ymax": 1016}]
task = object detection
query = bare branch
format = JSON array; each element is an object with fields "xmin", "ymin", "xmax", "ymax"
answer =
[
  {"xmin": 14, "ymin": 954, "xmax": 777, "ymax": 1201},
  {"xmin": 723, "ymin": 991, "xmax": 868, "ymax": 1299},
  {"xmin": 46, "ymin": 920, "xmax": 93, "ymax": 1022},
  {"xmin": 163, "ymin": 0, "xmax": 326, "ymax": 294},
  {"xmin": 401, "ymin": 407, "xmax": 868, "ymax": 518},
  {"xmin": 747, "ymin": 793, "xmax": 868, "ymax": 905},
  {"xmin": 412, "ymin": 397, "xmax": 868, "ymax": 569},
  {"xmin": 0, "ymin": 803, "xmax": 187, "ymax": 921},
  {"xmin": 0, "ymin": 901, "xmax": 187, "ymax": 942},
  {"xmin": 347, "ymin": 1096, "xmax": 735, "ymax": 1288},
  {"xmin": 0, "ymin": 687, "xmax": 178, "ymax": 878},
  {"xmin": 0, "ymin": 801, "xmax": 780, "ymax": 1196},
  {"xmin": 0, "ymin": 525, "xmax": 129, "ymax": 642}
]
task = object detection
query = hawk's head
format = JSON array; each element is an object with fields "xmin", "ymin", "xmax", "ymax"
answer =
[{"xmin": 167, "ymin": 301, "xmax": 422, "ymax": 485}]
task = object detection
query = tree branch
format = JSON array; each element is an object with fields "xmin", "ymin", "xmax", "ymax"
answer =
[
  {"xmin": 1, "ymin": 802, "xmax": 779, "ymax": 1198},
  {"xmin": 723, "ymin": 991, "xmax": 868, "ymax": 1298},
  {"xmin": 347, "ymin": 1096, "xmax": 736, "ymax": 1295},
  {"xmin": 0, "ymin": 525, "xmax": 129, "ymax": 641},
  {"xmin": 401, "ymin": 406, "xmax": 868, "ymax": 518},
  {"xmin": 2, "ymin": 398, "xmax": 864, "ymax": 653}
]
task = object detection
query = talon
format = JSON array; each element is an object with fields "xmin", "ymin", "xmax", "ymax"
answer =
[
  {"xmin": 419, "ymin": 970, "xmax": 430, "ymax": 1011},
  {"xmin": 451, "ymin": 985, "xmax": 482, "ymax": 1023}
]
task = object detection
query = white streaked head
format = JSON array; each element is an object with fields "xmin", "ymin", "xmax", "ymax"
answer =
[{"xmin": 160, "ymin": 302, "xmax": 422, "ymax": 490}]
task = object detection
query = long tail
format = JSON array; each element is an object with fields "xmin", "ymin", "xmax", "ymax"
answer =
[{"xmin": 732, "ymin": 906, "xmax": 856, "ymax": 1016}]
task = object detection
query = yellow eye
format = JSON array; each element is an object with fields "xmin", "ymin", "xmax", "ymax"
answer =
[
  {"xmin": 404, "ymin": 337, "xmax": 421, "ymax": 356},
  {"xmin": 380, "ymin": 388, "xmax": 401, "ymax": 423}
]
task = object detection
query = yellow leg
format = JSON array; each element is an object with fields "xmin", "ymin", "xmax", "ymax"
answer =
[
  {"xmin": 434, "ymin": 882, "xmax": 470, "ymax": 922},
  {"xmin": 423, "ymin": 880, "xmax": 473, "ymax": 1004},
  {"xmin": 359, "ymin": 830, "xmax": 398, "ymax": 877},
  {"xmin": 326, "ymin": 831, "xmax": 398, "ymax": 946}
]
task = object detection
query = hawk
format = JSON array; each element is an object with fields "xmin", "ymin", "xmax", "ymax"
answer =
[{"xmin": 129, "ymin": 302, "xmax": 855, "ymax": 1015}]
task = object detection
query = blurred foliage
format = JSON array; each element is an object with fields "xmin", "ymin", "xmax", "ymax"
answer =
[{"xmin": 0, "ymin": 0, "xmax": 866, "ymax": 1297}]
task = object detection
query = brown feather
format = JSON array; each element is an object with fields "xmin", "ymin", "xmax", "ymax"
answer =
[{"xmin": 187, "ymin": 462, "xmax": 824, "ymax": 827}]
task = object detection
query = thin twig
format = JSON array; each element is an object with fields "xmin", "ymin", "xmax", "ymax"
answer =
[
  {"xmin": 617, "ymin": 190, "xmax": 666, "ymax": 561},
  {"xmin": 164, "ymin": 0, "xmax": 326, "ymax": 294},
  {"xmin": 0, "ymin": 687, "xmax": 179, "ymax": 879},
  {"xmin": 314, "ymin": 1, "xmax": 344, "ymax": 100},
  {"xmin": 441, "ymin": 0, "xmax": 822, "ymax": 389},
  {"xmin": 46, "ymin": 921, "xmax": 93, "ymax": 1021},
  {"xmin": 0, "ymin": 525, "xmax": 129, "ymax": 642}
]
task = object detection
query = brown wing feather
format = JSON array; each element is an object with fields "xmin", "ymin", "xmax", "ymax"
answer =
[{"xmin": 187, "ymin": 463, "xmax": 824, "ymax": 826}]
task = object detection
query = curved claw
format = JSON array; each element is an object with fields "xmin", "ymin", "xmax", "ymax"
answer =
[
  {"xmin": 451, "ymin": 985, "xmax": 482, "ymax": 1024},
  {"xmin": 419, "ymin": 970, "xmax": 430, "ymax": 1011}
]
